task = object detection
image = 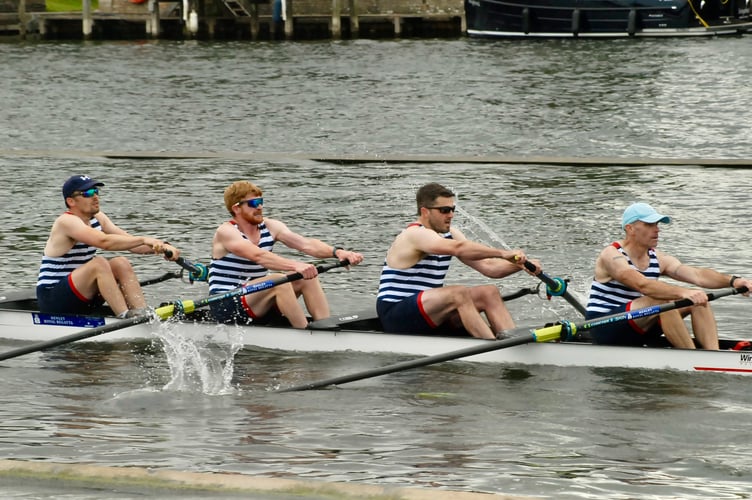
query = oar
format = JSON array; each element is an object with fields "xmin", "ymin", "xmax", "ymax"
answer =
[
  {"xmin": 0, "ymin": 260, "xmax": 349, "ymax": 362},
  {"xmin": 522, "ymin": 261, "xmax": 586, "ymax": 316},
  {"xmin": 501, "ymin": 284, "xmax": 539, "ymax": 302},
  {"xmin": 278, "ymin": 286, "xmax": 747, "ymax": 392},
  {"xmin": 163, "ymin": 250, "xmax": 208, "ymax": 283},
  {"xmin": 139, "ymin": 271, "xmax": 181, "ymax": 287}
]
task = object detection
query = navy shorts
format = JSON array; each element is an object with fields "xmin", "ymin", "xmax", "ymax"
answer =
[
  {"xmin": 586, "ymin": 302, "xmax": 663, "ymax": 346},
  {"xmin": 377, "ymin": 292, "xmax": 438, "ymax": 335},
  {"xmin": 209, "ymin": 293, "xmax": 256, "ymax": 325},
  {"xmin": 209, "ymin": 294, "xmax": 281, "ymax": 325},
  {"xmin": 37, "ymin": 275, "xmax": 100, "ymax": 314}
]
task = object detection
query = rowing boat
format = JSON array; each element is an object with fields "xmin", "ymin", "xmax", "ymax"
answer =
[{"xmin": 2, "ymin": 288, "xmax": 752, "ymax": 375}]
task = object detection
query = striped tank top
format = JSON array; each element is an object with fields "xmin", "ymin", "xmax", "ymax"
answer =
[
  {"xmin": 209, "ymin": 221, "xmax": 275, "ymax": 294},
  {"xmin": 586, "ymin": 242, "xmax": 660, "ymax": 314},
  {"xmin": 376, "ymin": 224, "xmax": 453, "ymax": 303},
  {"xmin": 36, "ymin": 215, "xmax": 101, "ymax": 289}
]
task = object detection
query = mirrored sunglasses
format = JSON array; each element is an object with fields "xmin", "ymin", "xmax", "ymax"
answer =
[
  {"xmin": 236, "ymin": 197, "xmax": 263, "ymax": 209},
  {"xmin": 74, "ymin": 187, "xmax": 100, "ymax": 198}
]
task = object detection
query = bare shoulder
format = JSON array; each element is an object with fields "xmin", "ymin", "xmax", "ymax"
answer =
[
  {"xmin": 54, "ymin": 212, "xmax": 86, "ymax": 232},
  {"xmin": 597, "ymin": 244, "xmax": 628, "ymax": 275},
  {"xmin": 262, "ymin": 217, "xmax": 288, "ymax": 234},
  {"xmin": 448, "ymin": 226, "xmax": 467, "ymax": 241},
  {"xmin": 404, "ymin": 224, "xmax": 437, "ymax": 242},
  {"xmin": 655, "ymin": 249, "xmax": 681, "ymax": 273},
  {"xmin": 600, "ymin": 244, "xmax": 621, "ymax": 260}
]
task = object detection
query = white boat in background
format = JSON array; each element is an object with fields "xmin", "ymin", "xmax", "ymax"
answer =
[{"xmin": 1, "ymin": 287, "xmax": 752, "ymax": 376}]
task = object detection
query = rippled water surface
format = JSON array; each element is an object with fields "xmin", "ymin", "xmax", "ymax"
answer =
[{"xmin": 1, "ymin": 37, "xmax": 752, "ymax": 499}]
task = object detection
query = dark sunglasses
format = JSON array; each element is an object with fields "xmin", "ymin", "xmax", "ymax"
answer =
[
  {"xmin": 74, "ymin": 187, "xmax": 100, "ymax": 198},
  {"xmin": 235, "ymin": 197, "xmax": 263, "ymax": 209},
  {"xmin": 426, "ymin": 205, "xmax": 456, "ymax": 214}
]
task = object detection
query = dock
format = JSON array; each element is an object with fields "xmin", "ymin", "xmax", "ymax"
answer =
[{"xmin": 0, "ymin": 0, "xmax": 466, "ymax": 40}]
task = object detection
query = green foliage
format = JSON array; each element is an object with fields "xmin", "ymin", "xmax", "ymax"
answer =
[{"xmin": 46, "ymin": 0, "xmax": 100, "ymax": 12}]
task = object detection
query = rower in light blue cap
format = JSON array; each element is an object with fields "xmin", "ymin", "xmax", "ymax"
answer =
[
  {"xmin": 585, "ymin": 200, "xmax": 752, "ymax": 351},
  {"xmin": 621, "ymin": 202, "xmax": 671, "ymax": 229}
]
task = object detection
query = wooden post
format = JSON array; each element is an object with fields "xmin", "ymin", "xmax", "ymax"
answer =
[
  {"xmin": 148, "ymin": 0, "xmax": 161, "ymax": 37},
  {"xmin": 349, "ymin": 0, "xmax": 358, "ymax": 37},
  {"xmin": 331, "ymin": 0, "xmax": 341, "ymax": 38},
  {"xmin": 284, "ymin": 0, "xmax": 294, "ymax": 38},
  {"xmin": 250, "ymin": 3, "xmax": 259, "ymax": 40},
  {"xmin": 82, "ymin": 0, "xmax": 93, "ymax": 38},
  {"xmin": 393, "ymin": 15, "xmax": 401, "ymax": 36},
  {"xmin": 18, "ymin": 0, "xmax": 27, "ymax": 39}
]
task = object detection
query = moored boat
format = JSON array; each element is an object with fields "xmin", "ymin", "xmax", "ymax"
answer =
[
  {"xmin": 2, "ymin": 287, "xmax": 752, "ymax": 376},
  {"xmin": 464, "ymin": 0, "xmax": 752, "ymax": 38}
]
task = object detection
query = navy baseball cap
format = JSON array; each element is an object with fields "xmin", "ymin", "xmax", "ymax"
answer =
[{"xmin": 62, "ymin": 175, "xmax": 104, "ymax": 199}]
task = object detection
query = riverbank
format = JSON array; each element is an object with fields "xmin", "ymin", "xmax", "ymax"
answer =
[
  {"xmin": 0, "ymin": 460, "xmax": 536, "ymax": 499},
  {"xmin": 0, "ymin": 0, "xmax": 465, "ymax": 39}
]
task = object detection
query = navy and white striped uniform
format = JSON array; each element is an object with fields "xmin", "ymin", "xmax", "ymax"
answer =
[
  {"xmin": 585, "ymin": 241, "xmax": 663, "ymax": 345},
  {"xmin": 376, "ymin": 224, "xmax": 453, "ymax": 334},
  {"xmin": 208, "ymin": 220, "xmax": 276, "ymax": 323},
  {"xmin": 36, "ymin": 215, "xmax": 102, "ymax": 313},
  {"xmin": 209, "ymin": 221, "xmax": 274, "ymax": 295},
  {"xmin": 586, "ymin": 241, "xmax": 660, "ymax": 315}
]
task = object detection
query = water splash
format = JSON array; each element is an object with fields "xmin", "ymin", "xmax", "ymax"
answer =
[
  {"xmin": 455, "ymin": 203, "xmax": 589, "ymax": 311},
  {"xmin": 455, "ymin": 204, "xmax": 513, "ymax": 250},
  {"xmin": 152, "ymin": 320, "xmax": 244, "ymax": 395}
]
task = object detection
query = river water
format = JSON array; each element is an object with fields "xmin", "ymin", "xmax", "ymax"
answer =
[{"xmin": 1, "ymin": 37, "xmax": 752, "ymax": 499}]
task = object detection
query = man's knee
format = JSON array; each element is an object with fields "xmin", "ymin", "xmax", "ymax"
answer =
[
  {"xmin": 476, "ymin": 284, "xmax": 503, "ymax": 304},
  {"xmin": 86, "ymin": 255, "xmax": 112, "ymax": 273},
  {"xmin": 447, "ymin": 286, "xmax": 474, "ymax": 307},
  {"xmin": 108, "ymin": 256, "xmax": 134, "ymax": 274}
]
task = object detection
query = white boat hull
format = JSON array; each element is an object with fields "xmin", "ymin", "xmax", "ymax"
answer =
[{"xmin": 2, "ymin": 306, "xmax": 752, "ymax": 376}]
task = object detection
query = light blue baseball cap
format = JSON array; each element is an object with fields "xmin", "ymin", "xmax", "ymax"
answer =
[{"xmin": 622, "ymin": 202, "xmax": 671, "ymax": 229}]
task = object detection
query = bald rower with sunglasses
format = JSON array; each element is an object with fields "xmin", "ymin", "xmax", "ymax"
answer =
[
  {"xmin": 37, "ymin": 175, "xmax": 181, "ymax": 318},
  {"xmin": 376, "ymin": 182, "xmax": 539, "ymax": 340},
  {"xmin": 208, "ymin": 180, "xmax": 363, "ymax": 328}
]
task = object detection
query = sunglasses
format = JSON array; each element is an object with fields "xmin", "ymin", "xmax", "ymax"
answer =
[
  {"xmin": 426, "ymin": 205, "xmax": 456, "ymax": 214},
  {"xmin": 73, "ymin": 187, "xmax": 100, "ymax": 198},
  {"xmin": 235, "ymin": 197, "xmax": 263, "ymax": 209}
]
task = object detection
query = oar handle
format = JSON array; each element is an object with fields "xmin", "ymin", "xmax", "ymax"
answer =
[
  {"xmin": 522, "ymin": 260, "xmax": 587, "ymax": 316},
  {"xmin": 163, "ymin": 250, "xmax": 208, "ymax": 282}
]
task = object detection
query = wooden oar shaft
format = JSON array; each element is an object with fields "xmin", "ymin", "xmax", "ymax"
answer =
[{"xmin": 279, "ymin": 286, "xmax": 747, "ymax": 392}]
